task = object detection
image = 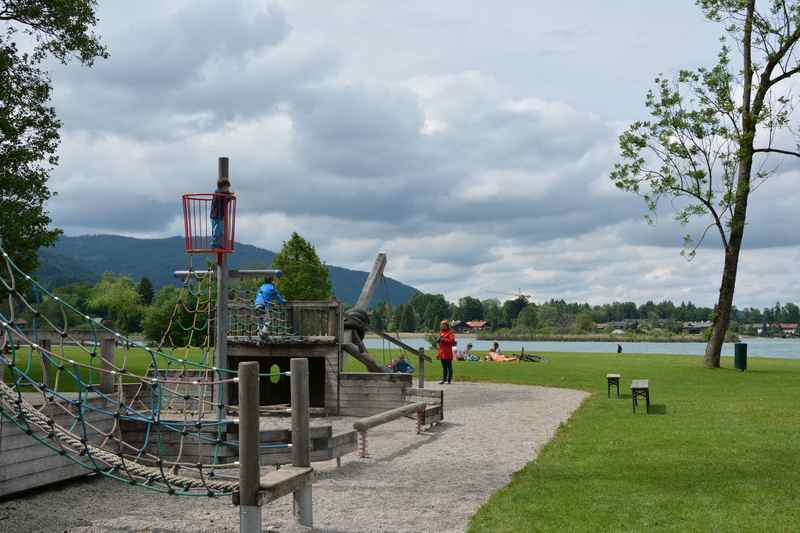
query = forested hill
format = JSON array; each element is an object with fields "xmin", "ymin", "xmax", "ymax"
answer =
[{"xmin": 35, "ymin": 235, "xmax": 419, "ymax": 307}]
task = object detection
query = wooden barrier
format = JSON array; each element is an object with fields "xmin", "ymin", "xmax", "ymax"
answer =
[
  {"xmin": 353, "ymin": 401, "xmax": 426, "ymax": 432},
  {"xmin": 353, "ymin": 401, "xmax": 427, "ymax": 458}
]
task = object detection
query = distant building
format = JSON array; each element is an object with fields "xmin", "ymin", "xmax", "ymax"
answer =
[
  {"xmin": 451, "ymin": 320, "xmax": 488, "ymax": 333},
  {"xmin": 450, "ymin": 320, "xmax": 472, "ymax": 333},
  {"xmin": 779, "ymin": 323, "xmax": 799, "ymax": 337},
  {"xmin": 683, "ymin": 321, "xmax": 712, "ymax": 334}
]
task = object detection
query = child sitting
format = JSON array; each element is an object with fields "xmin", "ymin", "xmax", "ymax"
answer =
[
  {"xmin": 391, "ymin": 355, "xmax": 415, "ymax": 374},
  {"xmin": 457, "ymin": 343, "xmax": 480, "ymax": 361}
]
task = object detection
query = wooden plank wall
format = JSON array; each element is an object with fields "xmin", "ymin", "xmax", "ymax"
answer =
[
  {"xmin": 338, "ymin": 373, "xmax": 413, "ymax": 417},
  {"xmin": 0, "ymin": 396, "xmax": 114, "ymax": 498}
]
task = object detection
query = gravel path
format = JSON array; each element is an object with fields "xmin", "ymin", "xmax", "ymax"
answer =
[{"xmin": 0, "ymin": 382, "xmax": 587, "ymax": 533}]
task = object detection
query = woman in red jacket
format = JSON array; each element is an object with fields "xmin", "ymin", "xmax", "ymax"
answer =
[{"xmin": 437, "ymin": 320, "xmax": 456, "ymax": 384}]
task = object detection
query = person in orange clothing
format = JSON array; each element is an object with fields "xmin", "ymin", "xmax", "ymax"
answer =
[{"xmin": 437, "ymin": 320, "xmax": 456, "ymax": 384}]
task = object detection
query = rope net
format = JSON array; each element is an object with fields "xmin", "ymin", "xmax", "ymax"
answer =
[{"xmin": 0, "ymin": 243, "xmax": 290, "ymax": 497}]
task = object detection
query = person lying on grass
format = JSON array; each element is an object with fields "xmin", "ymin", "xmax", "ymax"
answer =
[
  {"xmin": 487, "ymin": 351, "xmax": 519, "ymax": 362},
  {"xmin": 486, "ymin": 342, "xmax": 518, "ymax": 362}
]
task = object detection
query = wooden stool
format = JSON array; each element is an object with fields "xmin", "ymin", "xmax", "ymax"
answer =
[
  {"xmin": 606, "ymin": 373, "xmax": 621, "ymax": 398},
  {"xmin": 631, "ymin": 379, "xmax": 650, "ymax": 414}
]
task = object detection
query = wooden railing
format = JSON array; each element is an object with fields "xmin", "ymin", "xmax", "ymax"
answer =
[{"xmin": 227, "ymin": 300, "xmax": 343, "ymax": 341}]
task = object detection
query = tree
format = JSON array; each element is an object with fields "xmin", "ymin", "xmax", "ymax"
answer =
[
  {"xmin": 482, "ymin": 299, "xmax": 501, "ymax": 330},
  {"xmin": 612, "ymin": 1, "xmax": 800, "ymax": 368},
  {"xmin": 458, "ymin": 296, "xmax": 484, "ymax": 321},
  {"xmin": 575, "ymin": 312, "xmax": 595, "ymax": 333},
  {"xmin": 88, "ymin": 273, "xmax": 143, "ymax": 333},
  {"xmin": 399, "ymin": 304, "xmax": 417, "ymax": 332},
  {"xmin": 501, "ymin": 296, "xmax": 529, "ymax": 326},
  {"xmin": 271, "ymin": 232, "xmax": 332, "ymax": 300},
  {"xmin": 138, "ymin": 277, "xmax": 154, "ymax": 306},
  {"xmin": 142, "ymin": 285, "xmax": 209, "ymax": 346},
  {"xmin": 516, "ymin": 305, "xmax": 538, "ymax": 330},
  {"xmin": 0, "ymin": 1, "xmax": 106, "ymax": 279}
]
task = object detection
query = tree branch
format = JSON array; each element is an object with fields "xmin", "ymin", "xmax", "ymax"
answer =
[
  {"xmin": 671, "ymin": 185, "xmax": 730, "ymax": 250},
  {"xmin": 753, "ymin": 147, "xmax": 800, "ymax": 157}
]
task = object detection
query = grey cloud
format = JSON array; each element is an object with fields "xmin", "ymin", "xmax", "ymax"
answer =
[{"xmin": 51, "ymin": 192, "xmax": 176, "ymax": 233}]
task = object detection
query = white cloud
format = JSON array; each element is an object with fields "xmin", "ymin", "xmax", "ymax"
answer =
[{"xmin": 36, "ymin": 0, "xmax": 800, "ymax": 309}]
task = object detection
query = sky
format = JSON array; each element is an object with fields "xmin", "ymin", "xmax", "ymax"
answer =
[{"xmin": 36, "ymin": 1, "xmax": 800, "ymax": 308}]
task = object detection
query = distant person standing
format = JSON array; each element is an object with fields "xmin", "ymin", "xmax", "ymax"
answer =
[
  {"xmin": 210, "ymin": 177, "xmax": 232, "ymax": 248},
  {"xmin": 617, "ymin": 344, "xmax": 623, "ymax": 354},
  {"xmin": 437, "ymin": 320, "xmax": 456, "ymax": 384}
]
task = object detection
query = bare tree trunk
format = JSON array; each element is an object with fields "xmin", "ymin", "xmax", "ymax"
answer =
[
  {"xmin": 704, "ymin": 245, "xmax": 741, "ymax": 368},
  {"xmin": 706, "ymin": 0, "xmax": 755, "ymax": 369},
  {"xmin": 704, "ymin": 144, "xmax": 752, "ymax": 368}
]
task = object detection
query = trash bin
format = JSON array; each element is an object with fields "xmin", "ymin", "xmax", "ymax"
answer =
[{"xmin": 734, "ymin": 342, "xmax": 747, "ymax": 371}]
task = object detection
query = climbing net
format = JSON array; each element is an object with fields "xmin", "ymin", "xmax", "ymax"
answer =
[
  {"xmin": 227, "ymin": 286, "xmax": 297, "ymax": 340},
  {"xmin": 0, "ymin": 243, "xmax": 290, "ymax": 497}
]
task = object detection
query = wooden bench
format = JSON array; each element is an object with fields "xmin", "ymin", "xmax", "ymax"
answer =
[
  {"xmin": 630, "ymin": 379, "xmax": 650, "ymax": 414},
  {"xmin": 606, "ymin": 373, "xmax": 621, "ymax": 398}
]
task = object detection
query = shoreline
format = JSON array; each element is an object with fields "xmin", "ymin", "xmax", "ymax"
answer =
[{"xmin": 363, "ymin": 332, "xmax": 740, "ymax": 343}]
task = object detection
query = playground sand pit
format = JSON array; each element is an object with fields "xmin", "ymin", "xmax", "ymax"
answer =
[{"xmin": 1, "ymin": 382, "xmax": 587, "ymax": 533}]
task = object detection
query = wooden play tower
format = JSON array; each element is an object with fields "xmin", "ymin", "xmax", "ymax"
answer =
[{"xmin": 180, "ymin": 157, "xmax": 438, "ymax": 418}]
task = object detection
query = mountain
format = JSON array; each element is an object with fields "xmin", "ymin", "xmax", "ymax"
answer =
[{"xmin": 36, "ymin": 235, "xmax": 419, "ymax": 307}]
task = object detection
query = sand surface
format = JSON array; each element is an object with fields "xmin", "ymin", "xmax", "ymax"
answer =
[{"xmin": 0, "ymin": 382, "xmax": 587, "ymax": 532}]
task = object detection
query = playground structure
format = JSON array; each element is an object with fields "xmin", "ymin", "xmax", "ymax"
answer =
[{"xmin": 0, "ymin": 157, "xmax": 444, "ymax": 532}]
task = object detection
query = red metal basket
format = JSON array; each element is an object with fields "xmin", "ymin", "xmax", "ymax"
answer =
[{"xmin": 182, "ymin": 193, "xmax": 237, "ymax": 254}]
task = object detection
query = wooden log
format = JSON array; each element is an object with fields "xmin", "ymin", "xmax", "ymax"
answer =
[
  {"xmin": 342, "ymin": 342, "xmax": 386, "ymax": 373},
  {"xmin": 353, "ymin": 402, "xmax": 426, "ymax": 432},
  {"xmin": 99, "ymin": 337, "xmax": 116, "ymax": 394},
  {"xmin": 354, "ymin": 253, "xmax": 387, "ymax": 312},
  {"xmin": 291, "ymin": 357, "xmax": 313, "ymax": 527},
  {"xmin": 291, "ymin": 358, "xmax": 310, "ymax": 466},
  {"xmin": 418, "ymin": 348, "xmax": 425, "ymax": 388},
  {"xmin": 237, "ymin": 360, "xmax": 261, "ymax": 530},
  {"xmin": 39, "ymin": 339, "xmax": 52, "ymax": 389}
]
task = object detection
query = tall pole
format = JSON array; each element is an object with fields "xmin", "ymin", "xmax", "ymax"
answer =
[
  {"xmin": 238, "ymin": 361, "xmax": 261, "ymax": 532},
  {"xmin": 215, "ymin": 157, "xmax": 230, "ymax": 409}
]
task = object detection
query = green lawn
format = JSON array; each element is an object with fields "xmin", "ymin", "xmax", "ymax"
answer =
[
  {"xmin": 436, "ymin": 351, "xmax": 800, "ymax": 532},
  {"xmin": 3, "ymin": 345, "xmax": 211, "ymax": 389}
]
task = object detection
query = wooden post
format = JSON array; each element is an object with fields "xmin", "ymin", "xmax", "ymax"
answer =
[
  {"xmin": 354, "ymin": 253, "xmax": 387, "ymax": 312},
  {"xmin": 100, "ymin": 337, "xmax": 116, "ymax": 394},
  {"xmin": 418, "ymin": 348, "xmax": 425, "ymax": 389},
  {"xmin": 215, "ymin": 157, "xmax": 230, "ymax": 410},
  {"xmin": 291, "ymin": 358, "xmax": 312, "ymax": 527},
  {"xmin": 237, "ymin": 361, "xmax": 261, "ymax": 532},
  {"xmin": 39, "ymin": 339, "xmax": 52, "ymax": 389}
]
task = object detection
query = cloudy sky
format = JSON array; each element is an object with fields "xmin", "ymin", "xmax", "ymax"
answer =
[{"xmin": 41, "ymin": 1, "xmax": 800, "ymax": 308}]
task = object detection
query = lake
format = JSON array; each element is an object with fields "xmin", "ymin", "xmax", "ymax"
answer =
[{"xmin": 363, "ymin": 336, "xmax": 800, "ymax": 359}]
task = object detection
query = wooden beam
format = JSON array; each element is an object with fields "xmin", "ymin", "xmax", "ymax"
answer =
[
  {"xmin": 366, "ymin": 326, "xmax": 432, "ymax": 363},
  {"xmin": 353, "ymin": 253, "xmax": 386, "ymax": 312},
  {"xmin": 341, "ymin": 343, "xmax": 387, "ymax": 373},
  {"xmin": 291, "ymin": 358, "xmax": 313, "ymax": 527},
  {"xmin": 353, "ymin": 401, "xmax": 426, "ymax": 432}
]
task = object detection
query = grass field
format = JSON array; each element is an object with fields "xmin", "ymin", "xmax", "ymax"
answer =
[
  {"xmin": 2, "ymin": 345, "xmax": 211, "ymax": 388},
  {"xmin": 445, "ymin": 352, "xmax": 800, "ymax": 532}
]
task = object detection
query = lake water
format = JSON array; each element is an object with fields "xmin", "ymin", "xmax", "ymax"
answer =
[{"xmin": 363, "ymin": 336, "xmax": 800, "ymax": 359}]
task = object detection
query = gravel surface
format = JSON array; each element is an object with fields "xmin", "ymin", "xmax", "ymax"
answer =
[{"xmin": 0, "ymin": 382, "xmax": 587, "ymax": 533}]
